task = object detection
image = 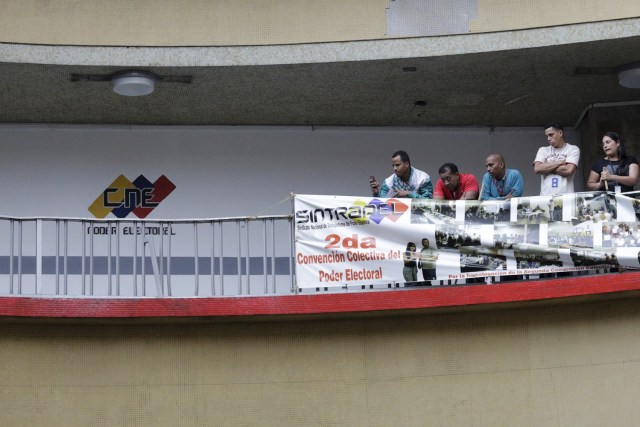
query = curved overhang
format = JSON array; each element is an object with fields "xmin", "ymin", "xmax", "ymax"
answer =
[
  {"xmin": 1, "ymin": 18, "xmax": 640, "ymax": 127},
  {"xmin": 2, "ymin": 18, "xmax": 640, "ymax": 67}
]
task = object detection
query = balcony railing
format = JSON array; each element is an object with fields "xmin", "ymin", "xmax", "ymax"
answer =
[
  {"xmin": 0, "ymin": 213, "xmax": 622, "ymax": 299},
  {"xmin": 0, "ymin": 215, "xmax": 295, "ymax": 297}
]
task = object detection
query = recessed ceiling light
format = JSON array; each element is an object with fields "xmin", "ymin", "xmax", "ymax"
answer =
[
  {"xmin": 111, "ymin": 71, "xmax": 157, "ymax": 96},
  {"xmin": 617, "ymin": 63, "xmax": 640, "ymax": 89}
]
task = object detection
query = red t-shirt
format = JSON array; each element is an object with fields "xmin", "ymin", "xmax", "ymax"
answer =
[{"xmin": 434, "ymin": 173, "xmax": 479, "ymax": 200}]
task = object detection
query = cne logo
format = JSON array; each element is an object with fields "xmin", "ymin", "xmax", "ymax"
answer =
[{"xmin": 88, "ymin": 174, "xmax": 176, "ymax": 219}]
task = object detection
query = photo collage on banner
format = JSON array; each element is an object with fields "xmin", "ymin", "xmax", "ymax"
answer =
[{"xmin": 294, "ymin": 193, "xmax": 640, "ymax": 289}]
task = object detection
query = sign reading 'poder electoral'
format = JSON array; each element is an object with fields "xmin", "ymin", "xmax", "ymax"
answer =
[{"xmin": 294, "ymin": 193, "xmax": 640, "ymax": 289}]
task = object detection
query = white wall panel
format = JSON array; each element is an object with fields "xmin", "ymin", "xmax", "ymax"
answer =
[{"xmin": 0, "ymin": 125, "xmax": 581, "ymax": 218}]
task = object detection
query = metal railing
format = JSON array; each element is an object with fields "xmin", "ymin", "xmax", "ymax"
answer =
[
  {"xmin": 0, "ymin": 213, "xmax": 623, "ymax": 298},
  {"xmin": 0, "ymin": 215, "xmax": 295, "ymax": 297}
]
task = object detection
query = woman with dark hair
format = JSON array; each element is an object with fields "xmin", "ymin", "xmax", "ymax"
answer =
[
  {"xmin": 402, "ymin": 242, "xmax": 418, "ymax": 284},
  {"xmin": 587, "ymin": 131, "xmax": 639, "ymax": 193}
]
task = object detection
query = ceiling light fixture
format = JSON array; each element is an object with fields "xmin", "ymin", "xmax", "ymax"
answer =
[
  {"xmin": 111, "ymin": 71, "xmax": 157, "ymax": 96},
  {"xmin": 617, "ymin": 63, "xmax": 640, "ymax": 89}
]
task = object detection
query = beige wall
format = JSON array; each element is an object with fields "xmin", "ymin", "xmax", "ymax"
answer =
[
  {"xmin": 470, "ymin": 0, "xmax": 640, "ymax": 32},
  {"xmin": 0, "ymin": 0, "xmax": 388, "ymax": 46},
  {"xmin": 0, "ymin": 0, "xmax": 639, "ymax": 46},
  {"xmin": 2, "ymin": 296, "xmax": 640, "ymax": 426}
]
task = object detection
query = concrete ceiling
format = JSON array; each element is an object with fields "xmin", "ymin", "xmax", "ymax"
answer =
[{"xmin": 2, "ymin": 34, "xmax": 640, "ymax": 128}]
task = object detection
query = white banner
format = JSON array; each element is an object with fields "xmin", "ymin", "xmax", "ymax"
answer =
[{"xmin": 294, "ymin": 192, "xmax": 640, "ymax": 288}]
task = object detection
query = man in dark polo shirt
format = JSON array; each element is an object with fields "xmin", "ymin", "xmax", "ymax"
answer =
[{"xmin": 433, "ymin": 163, "xmax": 479, "ymax": 200}]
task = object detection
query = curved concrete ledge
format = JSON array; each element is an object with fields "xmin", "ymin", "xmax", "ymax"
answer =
[
  {"xmin": 1, "ymin": 18, "xmax": 639, "ymax": 67},
  {"xmin": 1, "ymin": 272, "xmax": 639, "ymax": 320}
]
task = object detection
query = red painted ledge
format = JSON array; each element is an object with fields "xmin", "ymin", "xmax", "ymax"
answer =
[{"xmin": 0, "ymin": 272, "xmax": 639, "ymax": 319}]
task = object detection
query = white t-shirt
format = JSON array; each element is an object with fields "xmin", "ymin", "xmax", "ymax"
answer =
[{"xmin": 534, "ymin": 143, "xmax": 580, "ymax": 196}]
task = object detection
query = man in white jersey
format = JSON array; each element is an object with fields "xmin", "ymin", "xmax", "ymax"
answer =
[{"xmin": 533, "ymin": 124, "xmax": 580, "ymax": 196}]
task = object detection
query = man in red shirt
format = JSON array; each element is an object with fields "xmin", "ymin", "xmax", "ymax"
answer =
[{"xmin": 433, "ymin": 163, "xmax": 479, "ymax": 200}]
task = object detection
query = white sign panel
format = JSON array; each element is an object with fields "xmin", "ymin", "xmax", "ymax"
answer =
[{"xmin": 294, "ymin": 193, "xmax": 640, "ymax": 289}]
